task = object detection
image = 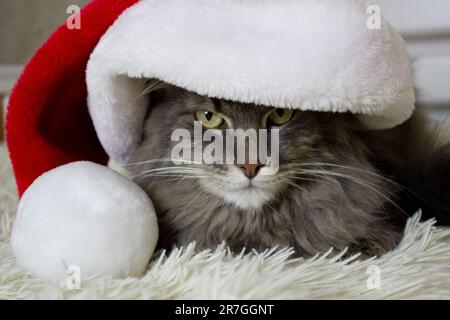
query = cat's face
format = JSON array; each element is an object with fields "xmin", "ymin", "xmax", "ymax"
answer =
[{"xmin": 127, "ymin": 83, "xmax": 359, "ymax": 210}]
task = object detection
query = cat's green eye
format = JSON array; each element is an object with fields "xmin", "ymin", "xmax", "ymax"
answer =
[
  {"xmin": 195, "ymin": 111, "xmax": 224, "ymax": 129},
  {"xmin": 268, "ymin": 109, "xmax": 294, "ymax": 126}
]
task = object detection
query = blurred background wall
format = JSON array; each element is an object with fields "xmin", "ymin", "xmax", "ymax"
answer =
[
  {"xmin": 0, "ymin": 0, "xmax": 89, "ymax": 64},
  {"xmin": 0, "ymin": 0, "xmax": 89, "ymax": 140},
  {"xmin": 375, "ymin": 0, "xmax": 450, "ymax": 117}
]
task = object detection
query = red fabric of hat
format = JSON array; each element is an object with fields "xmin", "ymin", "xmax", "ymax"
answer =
[{"xmin": 6, "ymin": 0, "xmax": 138, "ymax": 196}]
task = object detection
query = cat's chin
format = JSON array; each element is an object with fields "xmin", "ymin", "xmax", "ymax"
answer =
[{"xmin": 207, "ymin": 185, "xmax": 275, "ymax": 210}]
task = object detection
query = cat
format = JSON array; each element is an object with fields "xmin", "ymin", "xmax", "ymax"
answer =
[{"xmin": 124, "ymin": 80, "xmax": 450, "ymax": 258}]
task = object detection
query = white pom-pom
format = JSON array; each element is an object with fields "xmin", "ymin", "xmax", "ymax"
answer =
[{"xmin": 11, "ymin": 162, "xmax": 158, "ymax": 283}]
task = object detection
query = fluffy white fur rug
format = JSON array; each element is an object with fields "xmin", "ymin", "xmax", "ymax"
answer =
[{"xmin": 1, "ymin": 144, "xmax": 449, "ymax": 300}]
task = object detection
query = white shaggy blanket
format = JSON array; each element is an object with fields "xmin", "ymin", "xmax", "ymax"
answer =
[{"xmin": 1, "ymin": 144, "xmax": 449, "ymax": 299}]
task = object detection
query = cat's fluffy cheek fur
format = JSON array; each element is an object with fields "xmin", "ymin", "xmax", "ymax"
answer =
[{"xmin": 200, "ymin": 166, "xmax": 278, "ymax": 209}]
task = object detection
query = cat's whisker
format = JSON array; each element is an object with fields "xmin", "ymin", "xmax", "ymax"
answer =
[
  {"xmin": 286, "ymin": 166, "xmax": 403, "ymax": 213},
  {"xmin": 299, "ymin": 168, "xmax": 402, "ymax": 201},
  {"xmin": 138, "ymin": 79, "xmax": 168, "ymax": 97},
  {"xmin": 297, "ymin": 171, "xmax": 345, "ymax": 190},
  {"xmin": 131, "ymin": 166, "xmax": 204, "ymax": 178},
  {"xmin": 141, "ymin": 169, "xmax": 205, "ymax": 175},
  {"xmin": 139, "ymin": 171, "xmax": 206, "ymax": 181},
  {"xmin": 144, "ymin": 174, "xmax": 207, "ymax": 189},
  {"xmin": 304, "ymin": 172, "xmax": 406, "ymax": 218},
  {"xmin": 124, "ymin": 158, "xmax": 203, "ymax": 167},
  {"xmin": 298, "ymin": 169, "xmax": 409, "ymax": 217},
  {"xmin": 143, "ymin": 174, "xmax": 206, "ymax": 179},
  {"xmin": 283, "ymin": 180, "xmax": 308, "ymax": 194},
  {"xmin": 142, "ymin": 174, "xmax": 206, "ymax": 181},
  {"xmin": 290, "ymin": 174, "xmax": 336, "ymax": 188},
  {"xmin": 286, "ymin": 162, "xmax": 417, "ymax": 196},
  {"xmin": 286, "ymin": 162, "xmax": 410, "ymax": 204},
  {"xmin": 137, "ymin": 173, "xmax": 204, "ymax": 180}
]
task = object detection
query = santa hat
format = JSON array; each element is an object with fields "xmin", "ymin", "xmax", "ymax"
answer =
[{"xmin": 6, "ymin": 0, "xmax": 415, "ymax": 196}]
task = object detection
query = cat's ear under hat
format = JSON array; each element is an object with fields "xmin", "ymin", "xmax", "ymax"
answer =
[{"xmin": 6, "ymin": 0, "xmax": 415, "ymax": 196}]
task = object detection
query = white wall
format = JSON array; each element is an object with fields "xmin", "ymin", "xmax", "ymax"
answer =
[
  {"xmin": 374, "ymin": 0, "xmax": 450, "ymax": 111},
  {"xmin": 0, "ymin": 0, "xmax": 89, "ymax": 64}
]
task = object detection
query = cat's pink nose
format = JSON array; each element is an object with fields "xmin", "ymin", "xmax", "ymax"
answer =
[{"xmin": 238, "ymin": 163, "xmax": 264, "ymax": 179}]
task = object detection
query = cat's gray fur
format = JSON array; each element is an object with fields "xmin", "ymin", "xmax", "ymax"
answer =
[{"xmin": 124, "ymin": 81, "xmax": 450, "ymax": 258}]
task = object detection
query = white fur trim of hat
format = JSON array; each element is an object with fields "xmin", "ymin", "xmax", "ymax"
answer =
[{"xmin": 86, "ymin": 0, "xmax": 415, "ymax": 162}]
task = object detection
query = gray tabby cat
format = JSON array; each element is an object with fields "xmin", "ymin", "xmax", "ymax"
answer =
[{"xmin": 125, "ymin": 80, "xmax": 450, "ymax": 258}]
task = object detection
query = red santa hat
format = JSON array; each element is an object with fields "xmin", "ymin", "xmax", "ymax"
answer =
[{"xmin": 6, "ymin": 0, "xmax": 415, "ymax": 196}]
